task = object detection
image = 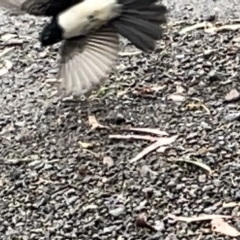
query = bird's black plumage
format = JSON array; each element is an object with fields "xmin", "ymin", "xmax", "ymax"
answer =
[{"xmin": 22, "ymin": 0, "xmax": 81, "ymax": 16}]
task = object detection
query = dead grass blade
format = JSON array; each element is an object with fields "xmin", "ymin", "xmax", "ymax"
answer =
[
  {"xmin": 0, "ymin": 59, "xmax": 13, "ymax": 77},
  {"xmin": 129, "ymin": 136, "xmax": 177, "ymax": 163},
  {"xmin": 88, "ymin": 115, "xmax": 110, "ymax": 130},
  {"xmin": 109, "ymin": 134, "xmax": 159, "ymax": 142},
  {"xmin": 118, "ymin": 50, "xmax": 142, "ymax": 57},
  {"xmin": 168, "ymin": 214, "xmax": 232, "ymax": 223},
  {"xmin": 179, "ymin": 22, "xmax": 213, "ymax": 35},
  {"xmin": 172, "ymin": 157, "xmax": 213, "ymax": 175},
  {"xmin": 222, "ymin": 202, "xmax": 240, "ymax": 208},
  {"xmin": 205, "ymin": 24, "xmax": 240, "ymax": 33},
  {"xmin": 123, "ymin": 127, "xmax": 169, "ymax": 136},
  {"xmin": 211, "ymin": 218, "xmax": 240, "ymax": 237},
  {"xmin": 0, "ymin": 47, "xmax": 14, "ymax": 58}
]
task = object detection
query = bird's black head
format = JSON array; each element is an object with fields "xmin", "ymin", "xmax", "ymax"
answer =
[{"xmin": 40, "ymin": 19, "xmax": 64, "ymax": 47}]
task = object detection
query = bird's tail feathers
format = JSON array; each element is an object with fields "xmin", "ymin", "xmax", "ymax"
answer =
[{"xmin": 112, "ymin": 0, "xmax": 168, "ymax": 52}]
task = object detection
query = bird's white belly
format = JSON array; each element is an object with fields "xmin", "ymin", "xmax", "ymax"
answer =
[{"xmin": 58, "ymin": 0, "xmax": 120, "ymax": 39}]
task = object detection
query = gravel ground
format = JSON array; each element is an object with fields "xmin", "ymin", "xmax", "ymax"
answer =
[{"xmin": 1, "ymin": 1, "xmax": 240, "ymax": 240}]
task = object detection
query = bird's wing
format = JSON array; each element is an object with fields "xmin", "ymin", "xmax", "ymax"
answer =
[
  {"xmin": 0, "ymin": 0, "xmax": 80, "ymax": 16},
  {"xmin": 58, "ymin": 26, "xmax": 120, "ymax": 98}
]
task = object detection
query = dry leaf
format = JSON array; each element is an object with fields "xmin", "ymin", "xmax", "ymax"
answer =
[
  {"xmin": 0, "ymin": 59, "xmax": 13, "ymax": 76},
  {"xmin": 136, "ymin": 213, "xmax": 155, "ymax": 231},
  {"xmin": 88, "ymin": 115, "xmax": 110, "ymax": 130},
  {"xmin": 168, "ymin": 214, "xmax": 232, "ymax": 223},
  {"xmin": 185, "ymin": 102, "xmax": 210, "ymax": 114},
  {"xmin": 109, "ymin": 134, "xmax": 159, "ymax": 142},
  {"xmin": 136, "ymin": 213, "xmax": 148, "ymax": 228},
  {"xmin": 78, "ymin": 141, "xmax": 93, "ymax": 149},
  {"xmin": 211, "ymin": 218, "xmax": 240, "ymax": 237},
  {"xmin": 123, "ymin": 127, "xmax": 168, "ymax": 136},
  {"xmin": 130, "ymin": 135, "xmax": 177, "ymax": 163}
]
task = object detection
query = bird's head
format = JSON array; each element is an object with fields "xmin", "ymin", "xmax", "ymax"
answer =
[{"xmin": 40, "ymin": 19, "xmax": 63, "ymax": 47}]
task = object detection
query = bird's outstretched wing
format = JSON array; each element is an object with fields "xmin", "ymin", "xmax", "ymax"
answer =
[
  {"xmin": 0, "ymin": 0, "xmax": 80, "ymax": 16},
  {"xmin": 58, "ymin": 26, "xmax": 119, "ymax": 97}
]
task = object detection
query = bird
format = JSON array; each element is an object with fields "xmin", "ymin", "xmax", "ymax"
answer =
[{"xmin": 0, "ymin": 0, "xmax": 168, "ymax": 98}]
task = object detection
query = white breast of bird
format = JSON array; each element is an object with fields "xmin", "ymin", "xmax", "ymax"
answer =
[{"xmin": 58, "ymin": 0, "xmax": 121, "ymax": 39}]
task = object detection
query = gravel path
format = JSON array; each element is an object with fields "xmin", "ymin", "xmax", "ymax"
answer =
[{"xmin": 1, "ymin": 1, "xmax": 240, "ymax": 240}]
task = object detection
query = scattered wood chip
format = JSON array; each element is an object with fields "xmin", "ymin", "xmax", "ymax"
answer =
[
  {"xmin": 0, "ymin": 59, "xmax": 13, "ymax": 77},
  {"xmin": 222, "ymin": 202, "xmax": 240, "ymax": 208},
  {"xmin": 225, "ymin": 89, "xmax": 240, "ymax": 102},
  {"xmin": 211, "ymin": 218, "xmax": 240, "ymax": 237},
  {"xmin": 168, "ymin": 214, "xmax": 232, "ymax": 223},
  {"xmin": 88, "ymin": 115, "xmax": 110, "ymax": 130},
  {"xmin": 172, "ymin": 157, "xmax": 213, "ymax": 175},
  {"xmin": 130, "ymin": 135, "xmax": 177, "ymax": 163},
  {"xmin": 123, "ymin": 127, "xmax": 168, "ymax": 136},
  {"xmin": 109, "ymin": 134, "xmax": 159, "ymax": 142},
  {"xmin": 179, "ymin": 22, "xmax": 213, "ymax": 35},
  {"xmin": 78, "ymin": 141, "xmax": 93, "ymax": 149}
]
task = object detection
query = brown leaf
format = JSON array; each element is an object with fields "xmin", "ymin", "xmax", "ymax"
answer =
[
  {"xmin": 211, "ymin": 218, "xmax": 240, "ymax": 237},
  {"xmin": 88, "ymin": 115, "xmax": 110, "ymax": 130},
  {"xmin": 168, "ymin": 214, "xmax": 232, "ymax": 223},
  {"xmin": 130, "ymin": 136, "xmax": 177, "ymax": 163},
  {"xmin": 136, "ymin": 213, "xmax": 155, "ymax": 231},
  {"xmin": 136, "ymin": 213, "xmax": 148, "ymax": 228}
]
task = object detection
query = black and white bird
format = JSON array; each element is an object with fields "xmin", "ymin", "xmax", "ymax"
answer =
[{"xmin": 0, "ymin": 0, "xmax": 168, "ymax": 97}]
